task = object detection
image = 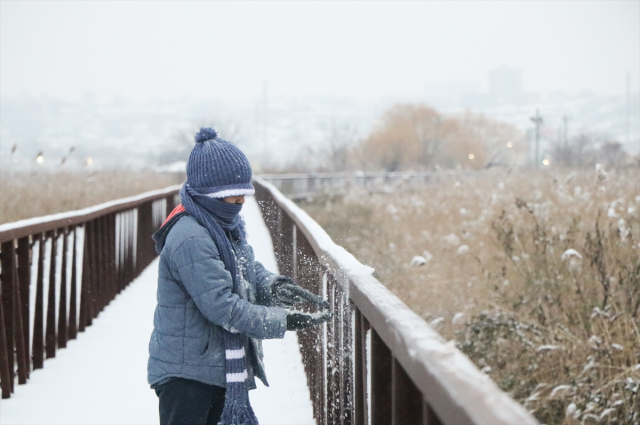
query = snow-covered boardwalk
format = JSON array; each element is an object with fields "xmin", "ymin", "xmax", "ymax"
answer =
[{"xmin": 0, "ymin": 197, "xmax": 314, "ymax": 425}]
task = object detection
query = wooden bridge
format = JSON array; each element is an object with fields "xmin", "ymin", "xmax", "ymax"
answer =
[{"xmin": 0, "ymin": 174, "xmax": 537, "ymax": 425}]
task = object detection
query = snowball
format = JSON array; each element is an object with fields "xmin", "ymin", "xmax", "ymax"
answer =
[
  {"xmin": 550, "ymin": 385, "xmax": 571, "ymax": 398},
  {"xmin": 422, "ymin": 250, "xmax": 433, "ymax": 262},
  {"xmin": 456, "ymin": 245, "xmax": 470, "ymax": 255},
  {"xmin": 410, "ymin": 256, "xmax": 426, "ymax": 267},
  {"xmin": 385, "ymin": 204, "xmax": 398, "ymax": 215},
  {"xmin": 443, "ymin": 233, "xmax": 460, "ymax": 246},
  {"xmin": 561, "ymin": 249, "xmax": 582, "ymax": 261},
  {"xmin": 452, "ymin": 312, "xmax": 464, "ymax": 324},
  {"xmin": 536, "ymin": 345, "xmax": 561, "ymax": 352},
  {"xmin": 599, "ymin": 408, "xmax": 615, "ymax": 420},
  {"xmin": 429, "ymin": 317, "xmax": 444, "ymax": 328}
]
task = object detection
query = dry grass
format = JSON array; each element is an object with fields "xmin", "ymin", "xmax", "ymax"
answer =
[
  {"xmin": 300, "ymin": 167, "xmax": 640, "ymax": 425},
  {"xmin": 0, "ymin": 170, "xmax": 184, "ymax": 225}
]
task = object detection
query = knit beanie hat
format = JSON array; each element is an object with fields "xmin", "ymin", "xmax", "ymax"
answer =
[{"xmin": 186, "ymin": 127, "xmax": 255, "ymax": 198}]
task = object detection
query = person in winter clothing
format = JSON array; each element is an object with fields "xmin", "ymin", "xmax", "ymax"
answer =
[{"xmin": 148, "ymin": 127, "xmax": 331, "ymax": 425}]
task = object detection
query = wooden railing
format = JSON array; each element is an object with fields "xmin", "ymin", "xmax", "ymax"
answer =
[
  {"xmin": 254, "ymin": 177, "xmax": 538, "ymax": 425},
  {"xmin": 0, "ymin": 185, "xmax": 181, "ymax": 399},
  {"xmin": 1, "ymin": 177, "xmax": 538, "ymax": 424}
]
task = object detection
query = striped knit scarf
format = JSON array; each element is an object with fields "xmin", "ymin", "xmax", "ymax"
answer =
[{"xmin": 180, "ymin": 184, "xmax": 260, "ymax": 425}]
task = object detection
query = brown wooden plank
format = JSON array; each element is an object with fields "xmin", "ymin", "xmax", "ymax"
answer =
[
  {"xmin": 423, "ymin": 400, "xmax": 443, "ymax": 425},
  {"xmin": 371, "ymin": 329, "xmax": 392, "ymax": 425},
  {"xmin": 79, "ymin": 222, "xmax": 92, "ymax": 330},
  {"xmin": 45, "ymin": 230, "xmax": 57, "ymax": 359},
  {"xmin": 361, "ymin": 315, "xmax": 370, "ymax": 425},
  {"xmin": 68, "ymin": 227, "xmax": 78, "ymax": 340},
  {"xmin": 57, "ymin": 228, "xmax": 68, "ymax": 348},
  {"xmin": 392, "ymin": 358, "xmax": 423, "ymax": 425},
  {"xmin": 89, "ymin": 219, "xmax": 99, "ymax": 319},
  {"xmin": 0, "ymin": 290, "xmax": 12, "ymax": 398},
  {"xmin": 17, "ymin": 237, "xmax": 31, "ymax": 377},
  {"xmin": 354, "ymin": 309, "xmax": 364, "ymax": 425},
  {"xmin": 33, "ymin": 234, "xmax": 45, "ymax": 369},
  {"xmin": 1, "ymin": 241, "xmax": 16, "ymax": 392},
  {"xmin": 13, "ymin": 271, "xmax": 28, "ymax": 385},
  {"xmin": 343, "ymin": 300, "xmax": 354, "ymax": 425}
]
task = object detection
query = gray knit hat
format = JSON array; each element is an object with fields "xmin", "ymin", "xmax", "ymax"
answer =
[{"xmin": 186, "ymin": 127, "xmax": 254, "ymax": 198}]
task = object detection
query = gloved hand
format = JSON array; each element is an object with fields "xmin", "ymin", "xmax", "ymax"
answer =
[
  {"xmin": 271, "ymin": 276, "xmax": 330, "ymax": 310},
  {"xmin": 286, "ymin": 311, "xmax": 333, "ymax": 331}
]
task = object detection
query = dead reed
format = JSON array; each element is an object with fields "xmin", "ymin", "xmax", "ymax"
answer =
[
  {"xmin": 301, "ymin": 167, "xmax": 640, "ymax": 425},
  {"xmin": 0, "ymin": 170, "xmax": 184, "ymax": 225}
]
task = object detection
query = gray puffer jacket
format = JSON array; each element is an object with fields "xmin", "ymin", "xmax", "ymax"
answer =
[{"xmin": 147, "ymin": 214, "xmax": 288, "ymax": 389}]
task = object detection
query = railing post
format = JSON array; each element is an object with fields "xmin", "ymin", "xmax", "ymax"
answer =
[
  {"xmin": 58, "ymin": 228, "xmax": 68, "ymax": 349},
  {"xmin": 370, "ymin": 328, "xmax": 392, "ymax": 425},
  {"xmin": 1, "ymin": 240, "xmax": 16, "ymax": 392},
  {"xmin": 342, "ymin": 300, "xmax": 354, "ymax": 424},
  {"xmin": 17, "ymin": 236, "xmax": 31, "ymax": 379},
  {"xmin": 422, "ymin": 400, "xmax": 443, "ymax": 425},
  {"xmin": 392, "ymin": 358, "xmax": 423, "ymax": 425},
  {"xmin": 354, "ymin": 309, "xmax": 365, "ymax": 425},
  {"xmin": 45, "ymin": 230, "xmax": 57, "ymax": 359},
  {"xmin": 0, "ymin": 288, "xmax": 11, "ymax": 398},
  {"xmin": 33, "ymin": 233, "xmax": 45, "ymax": 369},
  {"xmin": 68, "ymin": 227, "xmax": 78, "ymax": 340}
]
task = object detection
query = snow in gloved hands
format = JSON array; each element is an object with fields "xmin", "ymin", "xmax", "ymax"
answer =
[
  {"xmin": 271, "ymin": 276, "xmax": 330, "ymax": 310},
  {"xmin": 286, "ymin": 311, "xmax": 333, "ymax": 331}
]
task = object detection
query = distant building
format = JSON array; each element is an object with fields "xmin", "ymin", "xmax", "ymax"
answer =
[{"xmin": 460, "ymin": 66, "xmax": 534, "ymax": 108}]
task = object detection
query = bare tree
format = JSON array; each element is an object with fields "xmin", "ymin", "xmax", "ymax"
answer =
[
  {"xmin": 359, "ymin": 104, "xmax": 524, "ymax": 171},
  {"xmin": 319, "ymin": 119, "xmax": 358, "ymax": 172},
  {"xmin": 158, "ymin": 119, "xmax": 243, "ymax": 165},
  {"xmin": 360, "ymin": 104, "xmax": 442, "ymax": 171}
]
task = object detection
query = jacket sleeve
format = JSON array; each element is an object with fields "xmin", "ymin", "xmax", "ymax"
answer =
[{"xmin": 171, "ymin": 235, "xmax": 287, "ymax": 340}]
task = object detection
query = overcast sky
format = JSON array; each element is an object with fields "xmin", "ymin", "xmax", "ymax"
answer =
[{"xmin": 1, "ymin": 1, "xmax": 638, "ymax": 104}]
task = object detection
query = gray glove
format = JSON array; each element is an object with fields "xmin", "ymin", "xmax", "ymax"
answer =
[
  {"xmin": 271, "ymin": 276, "xmax": 330, "ymax": 310},
  {"xmin": 286, "ymin": 311, "xmax": 333, "ymax": 331}
]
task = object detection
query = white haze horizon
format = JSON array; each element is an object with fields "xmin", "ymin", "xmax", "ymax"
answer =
[{"xmin": 1, "ymin": 1, "xmax": 639, "ymax": 104}]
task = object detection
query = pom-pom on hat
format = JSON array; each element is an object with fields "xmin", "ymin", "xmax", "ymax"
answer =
[{"xmin": 186, "ymin": 127, "xmax": 254, "ymax": 198}]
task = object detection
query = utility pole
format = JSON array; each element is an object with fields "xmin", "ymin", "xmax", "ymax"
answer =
[
  {"xmin": 530, "ymin": 109, "xmax": 543, "ymax": 168},
  {"xmin": 562, "ymin": 116, "xmax": 569, "ymax": 149},
  {"xmin": 263, "ymin": 82, "xmax": 268, "ymax": 163},
  {"xmin": 626, "ymin": 72, "xmax": 631, "ymax": 150},
  {"xmin": 562, "ymin": 115, "xmax": 569, "ymax": 165}
]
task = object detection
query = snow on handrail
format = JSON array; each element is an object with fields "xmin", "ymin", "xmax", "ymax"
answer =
[
  {"xmin": 0, "ymin": 185, "xmax": 183, "ymax": 243},
  {"xmin": 253, "ymin": 176, "xmax": 537, "ymax": 425}
]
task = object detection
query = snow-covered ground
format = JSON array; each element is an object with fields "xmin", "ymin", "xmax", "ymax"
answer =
[{"xmin": 0, "ymin": 196, "xmax": 314, "ymax": 425}]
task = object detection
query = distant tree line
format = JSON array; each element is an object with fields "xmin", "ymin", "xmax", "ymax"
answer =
[{"xmin": 308, "ymin": 103, "xmax": 526, "ymax": 172}]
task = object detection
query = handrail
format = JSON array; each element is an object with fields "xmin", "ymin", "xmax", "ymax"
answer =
[
  {"xmin": 253, "ymin": 176, "xmax": 538, "ymax": 425},
  {"xmin": 0, "ymin": 185, "xmax": 183, "ymax": 243},
  {"xmin": 0, "ymin": 185, "xmax": 181, "ymax": 399}
]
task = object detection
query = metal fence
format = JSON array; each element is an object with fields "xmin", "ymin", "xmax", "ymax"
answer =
[
  {"xmin": 254, "ymin": 176, "xmax": 537, "ymax": 425},
  {"xmin": 0, "ymin": 185, "xmax": 181, "ymax": 399}
]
